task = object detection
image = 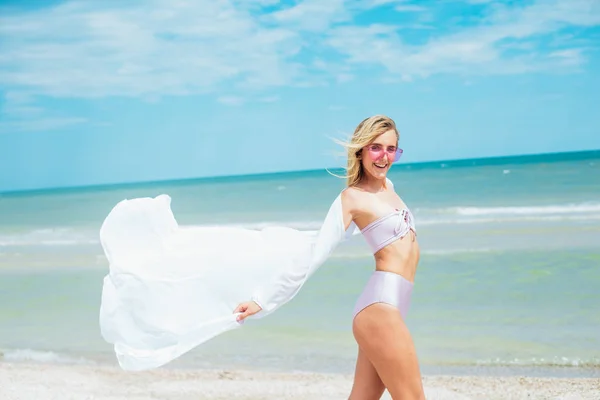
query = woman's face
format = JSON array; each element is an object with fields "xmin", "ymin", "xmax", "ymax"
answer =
[{"xmin": 360, "ymin": 129, "xmax": 401, "ymax": 181}]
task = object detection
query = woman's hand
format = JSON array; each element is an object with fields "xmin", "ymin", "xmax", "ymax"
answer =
[{"xmin": 233, "ymin": 301, "xmax": 262, "ymax": 322}]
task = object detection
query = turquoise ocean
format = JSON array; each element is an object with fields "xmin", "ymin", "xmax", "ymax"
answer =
[{"xmin": 1, "ymin": 151, "xmax": 599, "ymax": 377}]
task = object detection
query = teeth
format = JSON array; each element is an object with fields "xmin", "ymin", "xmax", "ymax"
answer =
[{"xmin": 375, "ymin": 163, "xmax": 387, "ymax": 168}]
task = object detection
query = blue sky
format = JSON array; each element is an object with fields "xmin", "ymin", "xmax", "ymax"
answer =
[{"xmin": 1, "ymin": 0, "xmax": 599, "ymax": 192}]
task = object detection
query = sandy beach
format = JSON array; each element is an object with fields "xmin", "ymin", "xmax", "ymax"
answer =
[{"xmin": 0, "ymin": 362, "xmax": 598, "ymax": 400}]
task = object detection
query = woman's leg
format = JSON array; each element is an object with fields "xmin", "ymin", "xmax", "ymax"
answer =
[
  {"xmin": 348, "ymin": 348, "xmax": 385, "ymax": 400},
  {"xmin": 352, "ymin": 303, "xmax": 425, "ymax": 400}
]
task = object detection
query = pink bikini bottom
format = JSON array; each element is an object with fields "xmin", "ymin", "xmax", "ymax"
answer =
[{"xmin": 352, "ymin": 270, "xmax": 414, "ymax": 320}]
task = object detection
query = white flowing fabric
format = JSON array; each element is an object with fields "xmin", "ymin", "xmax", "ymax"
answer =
[{"xmin": 98, "ymin": 186, "xmax": 370, "ymax": 371}]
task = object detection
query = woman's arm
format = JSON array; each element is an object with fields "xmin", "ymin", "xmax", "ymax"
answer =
[{"xmin": 234, "ymin": 193, "xmax": 351, "ymax": 321}]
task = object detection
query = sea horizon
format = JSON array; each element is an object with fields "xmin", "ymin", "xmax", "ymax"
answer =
[{"xmin": 3, "ymin": 148, "xmax": 599, "ymax": 196}]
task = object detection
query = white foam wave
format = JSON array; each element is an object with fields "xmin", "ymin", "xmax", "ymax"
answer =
[
  {"xmin": 187, "ymin": 220, "xmax": 322, "ymax": 232},
  {"xmin": 0, "ymin": 239, "xmax": 99, "ymax": 246},
  {"xmin": 416, "ymin": 213, "xmax": 600, "ymax": 226},
  {"xmin": 422, "ymin": 247, "xmax": 494, "ymax": 256},
  {"xmin": 453, "ymin": 203, "xmax": 600, "ymax": 217},
  {"xmin": 475, "ymin": 356, "xmax": 600, "ymax": 368},
  {"xmin": 331, "ymin": 247, "xmax": 495, "ymax": 259},
  {"xmin": 1, "ymin": 202, "xmax": 598, "ymax": 247},
  {"xmin": 0, "ymin": 227, "xmax": 100, "ymax": 247},
  {"xmin": 1, "ymin": 348, "xmax": 95, "ymax": 365}
]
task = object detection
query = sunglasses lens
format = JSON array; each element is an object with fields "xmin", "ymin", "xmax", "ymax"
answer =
[{"xmin": 394, "ymin": 148, "xmax": 403, "ymax": 162}]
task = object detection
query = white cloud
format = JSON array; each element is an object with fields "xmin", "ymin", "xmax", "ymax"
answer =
[
  {"xmin": 240, "ymin": 0, "xmax": 281, "ymax": 6},
  {"xmin": 267, "ymin": 0, "xmax": 348, "ymax": 32},
  {"xmin": 0, "ymin": 0, "xmax": 304, "ymax": 99},
  {"xmin": 217, "ymin": 96, "xmax": 246, "ymax": 106},
  {"xmin": 0, "ymin": 91, "xmax": 86, "ymax": 133},
  {"xmin": 0, "ymin": 0, "xmax": 598, "ymax": 105},
  {"xmin": 4, "ymin": 91, "xmax": 35, "ymax": 104},
  {"xmin": 326, "ymin": 0, "xmax": 600, "ymax": 79},
  {"xmin": 0, "ymin": 117, "xmax": 87, "ymax": 133},
  {"xmin": 258, "ymin": 95, "xmax": 280, "ymax": 103},
  {"xmin": 3, "ymin": 104, "xmax": 43, "ymax": 118},
  {"xmin": 548, "ymin": 48, "xmax": 586, "ymax": 66},
  {"xmin": 364, "ymin": 0, "xmax": 409, "ymax": 7},
  {"xmin": 1, "ymin": 0, "xmax": 596, "ymax": 137},
  {"xmin": 336, "ymin": 73, "xmax": 355, "ymax": 83},
  {"xmin": 2, "ymin": 92, "xmax": 43, "ymax": 117},
  {"xmin": 366, "ymin": 0, "xmax": 399, "ymax": 6},
  {"xmin": 361, "ymin": 0, "xmax": 426, "ymax": 12},
  {"xmin": 395, "ymin": 4, "xmax": 426, "ymax": 12}
]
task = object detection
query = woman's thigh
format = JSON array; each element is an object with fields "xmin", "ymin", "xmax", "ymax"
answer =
[
  {"xmin": 348, "ymin": 348, "xmax": 385, "ymax": 400},
  {"xmin": 352, "ymin": 303, "xmax": 425, "ymax": 400}
]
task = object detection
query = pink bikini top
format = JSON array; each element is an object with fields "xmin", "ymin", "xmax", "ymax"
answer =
[{"xmin": 360, "ymin": 208, "xmax": 416, "ymax": 254}]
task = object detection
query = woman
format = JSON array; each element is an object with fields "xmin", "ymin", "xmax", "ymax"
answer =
[{"xmin": 235, "ymin": 115, "xmax": 425, "ymax": 399}]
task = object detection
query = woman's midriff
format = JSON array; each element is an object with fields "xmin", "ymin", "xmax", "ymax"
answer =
[{"xmin": 373, "ymin": 232, "xmax": 420, "ymax": 283}]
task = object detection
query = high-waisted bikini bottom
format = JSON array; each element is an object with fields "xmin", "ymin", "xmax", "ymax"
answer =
[{"xmin": 352, "ymin": 270, "xmax": 414, "ymax": 320}]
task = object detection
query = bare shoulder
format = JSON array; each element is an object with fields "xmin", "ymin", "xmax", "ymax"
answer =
[
  {"xmin": 342, "ymin": 185, "xmax": 369, "ymax": 202},
  {"xmin": 341, "ymin": 186, "xmax": 371, "ymax": 215},
  {"xmin": 340, "ymin": 186, "xmax": 359, "ymax": 213},
  {"xmin": 340, "ymin": 186, "xmax": 365, "ymax": 229}
]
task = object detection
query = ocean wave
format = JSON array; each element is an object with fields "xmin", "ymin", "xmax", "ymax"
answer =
[
  {"xmin": 0, "ymin": 223, "xmax": 324, "ymax": 248},
  {"xmin": 0, "ymin": 227, "xmax": 99, "ymax": 247},
  {"xmin": 421, "ymin": 247, "xmax": 495, "ymax": 256},
  {"xmin": 416, "ymin": 213, "xmax": 600, "ymax": 226},
  {"xmin": 474, "ymin": 356, "xmax": 600, "ymax": 368},
  {"xmin": 331, "ymin": 247, "xmax": 495, "ymax": 259},
  {"xmin": 186, "ymin": 220, "xmax": 322, "ymax": 232},
  {"xmin": 0, "ymin": 239, "xmax": 99, "ymax": 246},
  {"xmin": 1, "ymin": 348, "xmax": 95, "ymax": 365},
  {"xmin": 2, "ymin": 202, "xmax": 599, "ymax": 247},
  {"xmin": 183, "ymin": 202, "xmax": 600, "ymax": 229},
  {"xmin": 451, "ymin": 203, "xmax": 600, "ymax": 217}
]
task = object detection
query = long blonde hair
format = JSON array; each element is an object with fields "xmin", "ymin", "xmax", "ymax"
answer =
[{"xmin": 331, "ymin": 115, "xmax": 399, "ymax": 187}]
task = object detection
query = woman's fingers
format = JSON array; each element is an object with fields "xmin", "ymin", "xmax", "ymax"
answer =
[
  {"xmin": 238, "ymin": 309, "xmax": 250, "ymax": 321},
  {"xmin": 233, "ymin": 303, "xmax": 247, "ymax": 314},
  {"xmin": 234, "ymin": 301, "xmax": 262, "ymax": 322}
]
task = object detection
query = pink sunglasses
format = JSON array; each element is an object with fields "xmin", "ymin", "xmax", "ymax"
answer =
[{"xmin": 364, "ymin": 144, "xmax": 404, "ymax": 162}]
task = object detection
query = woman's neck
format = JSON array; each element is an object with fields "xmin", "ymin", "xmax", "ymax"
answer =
[{"xmin": 357, "ymin": 176, "xmax": 386, "ymax": 193}]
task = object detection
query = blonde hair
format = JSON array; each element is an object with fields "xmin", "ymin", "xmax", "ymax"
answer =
[{"xmin": 331, "ymin": 115, "xmax": 399, "ymax": 187}]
